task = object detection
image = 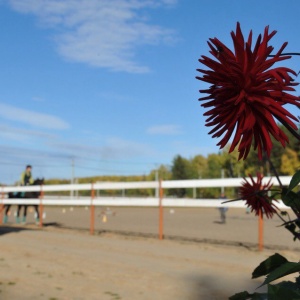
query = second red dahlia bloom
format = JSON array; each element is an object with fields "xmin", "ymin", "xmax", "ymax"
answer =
[
  {"xmin": 196, "ymin": 22, "xmax": 300, "ymax": 160},
  {"xmin": 240, "ymin": 173, "xmax": 277, "ymax": 218}
]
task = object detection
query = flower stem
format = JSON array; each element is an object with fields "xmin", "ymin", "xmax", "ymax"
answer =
[
  {"xmin": 266, "ymin": 157, "xmax": 283, "ymax": 189},
  {"xmin": 269, "ymin": 52, "xmax": 300, "ymax": 57},
  {"xmin": 275, "ymin": 211, "xmax": 286, "ymax": 223}
]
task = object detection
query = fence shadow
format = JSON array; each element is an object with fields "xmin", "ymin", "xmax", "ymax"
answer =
[
  {"xmin": 0, "ymin": 222, "xmax": 63, "ymax": 236},
  {"xmin": 0, "ymin": 225, "xmax": 30, "ymax": 236},
  {"xmin": 42, "ymin": 222, "xmax": 63, "ymax": 228}
]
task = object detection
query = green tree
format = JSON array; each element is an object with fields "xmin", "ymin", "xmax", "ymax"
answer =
[
  {"xmin": 190, "ymin": 155, "xmax": 207, "ymax": 179},
  {"xmin": 205, "ymin": 153, "xmax": 223, "ymax": 178},
  {"xmin": 220, "ymin": 146, "xmax": 245, "ymax": 178},
  {"xmin": 170, "ymin": 155, "xmax": 190, "ymax": 197},
  {"xmin": 280, "ymin": 148, "xmax": 300, "ymax": 175}
]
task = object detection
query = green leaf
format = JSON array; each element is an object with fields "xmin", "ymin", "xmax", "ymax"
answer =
[
  {"xmin": 259, "ymin": 262, "xmax": 300, "ymax": 287},
  {"xmin": 281, "ymin": 189, "xmax": 300, "ymax": 212},
  {"xmin": 229, "ymin": 291, "xmax": 267, "ymax": 300},
  {"xmin": 276, "ymin": 280, "xmax": 300, "ymax": 290},
  {"xmin": 284, "ymin": 223, "xmax": 297, "ymax": 236},
  {"xmin": 268, "ymin": 282, "xmax": 300, "ymax": 299},
  {"xmin": 286, "ymin": 169, "xmax": 300, "ymax": 194},
  {"xmin": 248, "ymin": 293, "xmax": 269, "ymax": 300},
  {"xmin": 252, "ymin": 253, "xmax": 288, "ymax": 279},
  {"xmin": 229, "ymin": 291, "xmax": 251, "ymax": 300}
]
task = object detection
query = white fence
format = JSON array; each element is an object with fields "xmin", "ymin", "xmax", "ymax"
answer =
[
  {"xmin": 1, "ymin": 176, "xmax": 294, "ymax": 247},
  {"xmin": 0, "ymin": 176, "xmax": 293, "ymax": 209}
]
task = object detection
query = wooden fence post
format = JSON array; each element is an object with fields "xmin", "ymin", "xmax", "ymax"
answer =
[
  {"xmin": 158, "ymin": 179, "xmax": 164, "ymax": 240},
  {"xmin": 90, "ymin": 183, "xmax": 95, "ymax": 235},
  {"xmin": 258, "ymin": 210, "xmax": 264, "ymax": 251}
]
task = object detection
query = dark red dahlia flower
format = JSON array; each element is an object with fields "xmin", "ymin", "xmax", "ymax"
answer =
[
  {"xmin": 196, "ymin": 22, "xmax": 300, "ymax": 160},
  {"xmin": 240, "ymin": 173, "xmax": 277, "ymax": 218}
]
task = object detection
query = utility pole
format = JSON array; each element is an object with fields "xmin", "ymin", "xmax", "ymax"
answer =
[
  {"xmin": 221, "ymin": 168, "xmax": 225, "ymax": 194},
  {"xmin": 155, "ymin": 168, "xmax": 159, "ymax": 197},
  {"xmin": 70, "ymin": 158, "xmax": 75, "ymax": 198}
]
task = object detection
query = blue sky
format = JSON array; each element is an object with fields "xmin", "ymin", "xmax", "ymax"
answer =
[{"xmin": 0, "ymin": 0, "xmax": 300, "ymax": 184}]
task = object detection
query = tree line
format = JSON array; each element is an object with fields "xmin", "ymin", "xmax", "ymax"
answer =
[{"xmin": 45, "ymin": 125, "xmax": 300, "ymax": 199}]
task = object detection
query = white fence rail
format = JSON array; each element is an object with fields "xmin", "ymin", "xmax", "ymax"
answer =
[
  {"xmin": 0, "ymin": 197, "xmax": 290, "ymax": 209},
  {"xmin": 0, "ymin": 176, "xmax": 293, "ymax": 208},
  {"xmin": 1, "ymin": 176, "xmax": 293, "ymax": 247},
  {"xmin": 0, "ymin": 176, "xmax": 293, "ymax": 193}
]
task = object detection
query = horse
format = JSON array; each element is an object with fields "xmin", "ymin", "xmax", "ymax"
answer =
[{"xmin": 3, "ymin": 178, "xmax": 44, "ymax": 224}]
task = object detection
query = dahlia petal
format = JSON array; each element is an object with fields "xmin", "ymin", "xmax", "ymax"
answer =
[
  {"xmin": 237, "ymin": 131, "xmax": 253, "ymax": 152},
  {"xmin": 272, "ymin": 41, "xmax": 289, "ymax": 58},
  {"xmin": 234, "ymin": 90, "xmax": 246, "ymax": 105},
  {"xmin": 216, "ymin": 125, "xmax": 237, "ymax": 148},
  {"xmin": 252, "ymin": 34, "xmax": 262, "ymax": 58},
  {"xmin": 247, "ymin": 30, "xmax": 253, "ymax": 47},
  {"xmin": 242, "ymin": 110, "xmax": 256, "ymax": 130},
  {"xmin": 269, "ymin": 104, "xmax": 299, "ymax": 123}
]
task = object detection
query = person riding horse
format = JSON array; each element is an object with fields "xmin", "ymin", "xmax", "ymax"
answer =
[
  {"xmin": 3, "ymin": 165, "xmax": 42, "ymax": 224},
  {"xmin": 17, "ymin": 165, "xmax": 34, "ymax": 223},
  {"xmin": 20, "ymin": 165, "xmax": 34, "ymax": 188}
]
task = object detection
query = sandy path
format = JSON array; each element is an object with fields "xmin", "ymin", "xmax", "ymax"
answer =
[
  {"xmin": 6, "ymin": 206, "xmax": 300, "ymax": 250},
  {"xmin": 0, "ymin": 225, "xmax": 298, "ymax": 300}
]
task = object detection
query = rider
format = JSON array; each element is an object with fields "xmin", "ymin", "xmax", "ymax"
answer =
[
  {"xmin": 20, "ymin": 165, "xmax": 34, "ymax": 186},
  {"xmin": 17, "ymin": 165, "xmax": 34, "ymax": 223}
]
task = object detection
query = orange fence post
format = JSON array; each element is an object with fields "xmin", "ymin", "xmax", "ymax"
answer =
[
  {"xmin": 158, "ymin": 179, "xmax": 164, "ymax": 240},
  {"xmin": 39, "ymin": 185, "xmax": 44, "ymax": 228},
  {"xmin": 90, "ymin": 183, "xmax": 95, "ymax": 235},
  {"xmin": 258, "ymin": 210, "xmax": 264, "ymax": 251}
]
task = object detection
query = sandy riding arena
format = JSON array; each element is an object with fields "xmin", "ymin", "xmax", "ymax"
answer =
[{"xmin": 1, "ymin": 207, "xmax": 299, "ymax": 299}]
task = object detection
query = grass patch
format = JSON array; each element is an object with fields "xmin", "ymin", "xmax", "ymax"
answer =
[
  {"xmin": 104, "ymin": 291, "xmax": 122, "ymax": 299},
  {"xmin": 72, "ymin": 271, "xmax": 84, "ymax": 276}
]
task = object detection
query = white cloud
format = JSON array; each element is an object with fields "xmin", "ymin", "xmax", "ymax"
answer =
[
  {"xmin": 48, "ymin": 136, "xmax": 154, "ymax": 160},
  {"xmin": 8, "ymin": 0, "xmax": 177, "ymax": 73},
  {"xmin": 0, "ymin": 103, "xmax": 70, "ymax": 130},
  {"xmin": 104, "ymin": 137, "xmax": 154, "ymax": 157},
  {"xmin": 0, "ymin": 124, "xmax": 58, "ymax": 142},
  {"xmin": 147, "ymin": 124, "xmax": 183, "ymax": 135},
  {"xmin": 31, "ymin": 96, "xmax": 46, "ymax": 102}
]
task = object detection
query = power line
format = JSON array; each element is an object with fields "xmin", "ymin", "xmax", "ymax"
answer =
[{"xmin": 0, "ymin": 160, "xmax": 155, "ymax": 174}]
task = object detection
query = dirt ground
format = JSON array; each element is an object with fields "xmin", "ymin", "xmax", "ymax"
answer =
[{"xmin": 1, "ymin": 207, "xmax": 299, "ymax": 300}]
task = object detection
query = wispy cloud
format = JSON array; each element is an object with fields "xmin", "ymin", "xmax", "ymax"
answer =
[
  {"xmin": 31, "ymin": 96, "xmax": 46, "ymax": 102},
  {"xmin": 0, "ymin": 124, "xmax": 58, "ymax": 142},
  {"xmin": 0, "ymin": 103, "xmax": 70, "ymax": 130},
  {"xmin": 8, "ymin": 0, "xmax": 177, "ymax": 73},
  {"xmin": 103, "ymin": 137, "xmax": 155, "ymax": 158},
  {"xmin": 147, "ymin": 124, "xmax": 183, "ymax": 135},
  {"xmin": 48, "ymin": 136, "xmax": 154, "ymax": 160}
]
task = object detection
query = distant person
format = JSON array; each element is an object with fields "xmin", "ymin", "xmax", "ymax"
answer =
[
  {"xmin": 20, "ymin": 165, "xmax": 34, "ymax": 186},
  {"xmin": 18, "ymin": 165, "xmax": 34, "ymax": 223},
  {"xmin": 218, "ymin": 192, "xmax": 228, "ymax": 224}
]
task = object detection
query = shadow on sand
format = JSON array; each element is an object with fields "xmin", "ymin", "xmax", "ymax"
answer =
[
  {"xmin": 213, "ymin": 220, "xmax": 226, "ymax": 224},
  {"xmin": 0, "ymin": 225, "xmax": 30, "ymax": 236},
  {"xmin": 0, "ymin": 222, "xmax": 62, "ymax": 236}
]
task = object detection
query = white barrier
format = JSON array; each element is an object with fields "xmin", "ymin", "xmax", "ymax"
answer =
[
  {"xmin": 1, "ymin": 196, "xmax": 291, "ymax": 209},
  {"xmin": 0, "ymin": 176, "xmax": 294, "ymax": 209},
  {"xmin": 1, "ymin": 177, "xmax": 293, "ymax": 247},
  {"xmin": 0, "ymin": 175, "xmax": 293, "ymax": 193}
]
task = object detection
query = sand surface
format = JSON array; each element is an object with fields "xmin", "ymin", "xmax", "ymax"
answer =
[{"xmin": 1, "ymin": 207, "xmax": 299, "ymax": 299}]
